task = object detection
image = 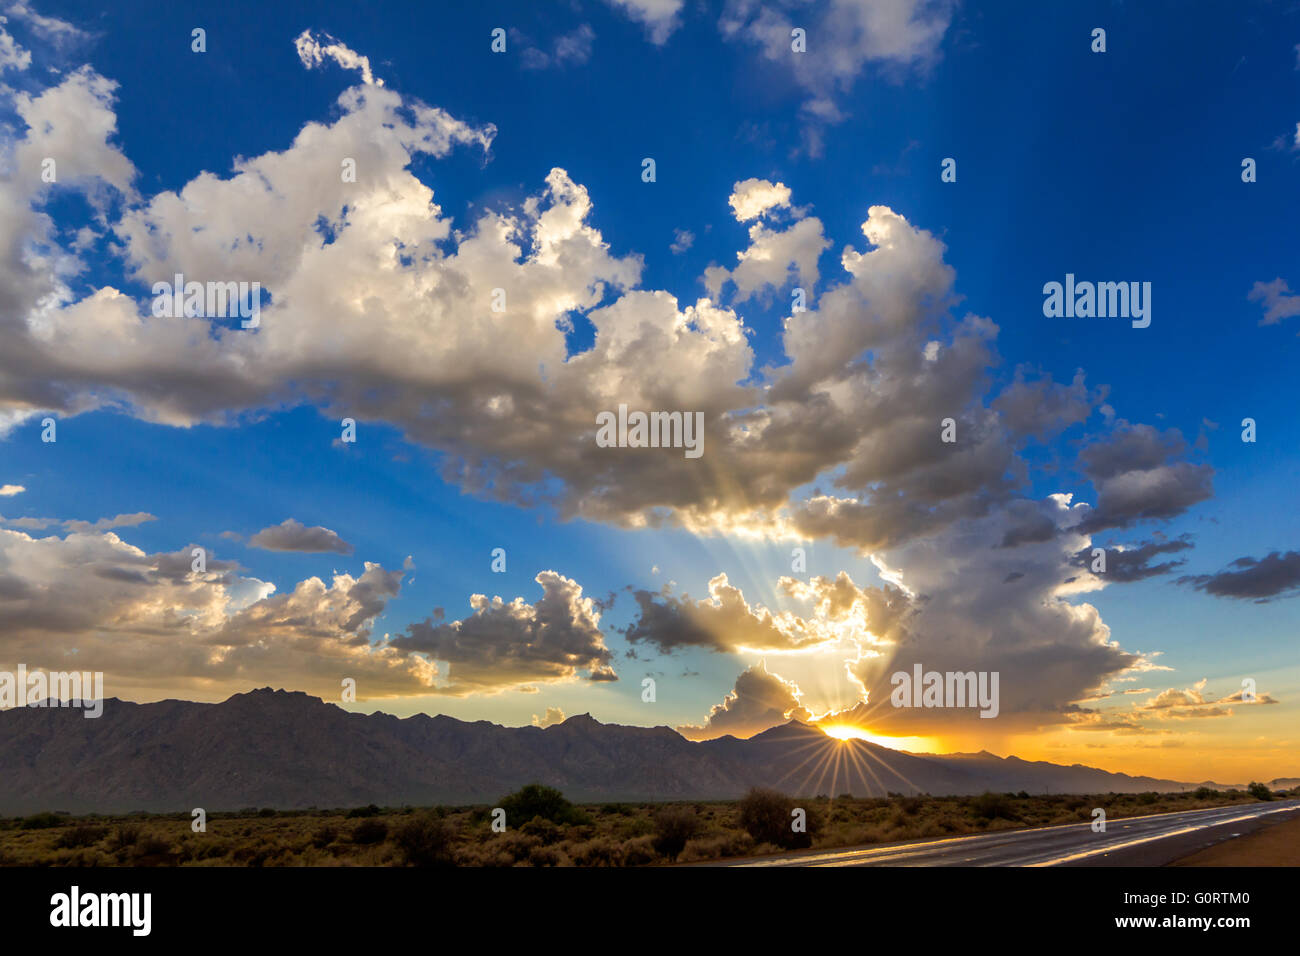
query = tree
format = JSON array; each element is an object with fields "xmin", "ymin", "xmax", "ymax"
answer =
[
  {"xmin": 652, "ymin": 806, "xmax": 702, "ymax": 860},
  {"xmin": 1246, "ymin": 781, "xmax": 1273, "ymax": 801},
  {"xmin": 497, "ymin": 783, "xmax": 588, "ymax": 825},
  {"xmin": 738, "ymin": 787, "xmax": 817, "ymax": 849}
]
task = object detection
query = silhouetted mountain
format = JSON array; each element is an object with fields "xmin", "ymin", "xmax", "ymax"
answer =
[{"xmin": 0, "ymin": 690, "xmax": 1226, "ymax": 813}]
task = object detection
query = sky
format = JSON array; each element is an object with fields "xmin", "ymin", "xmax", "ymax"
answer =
[{"xmin": 0, "ymin": 0, "xmax": 1297, "ymax": 783}]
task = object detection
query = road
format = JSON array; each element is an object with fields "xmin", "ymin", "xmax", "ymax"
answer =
[{"xmin": 718, "ymin": 799, "xmax": 1300, "ymax": 867}]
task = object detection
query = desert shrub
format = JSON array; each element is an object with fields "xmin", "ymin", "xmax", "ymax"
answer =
[
  {"xmin": 112, "ymin": 824, "xmax": 143, "ymax": 849},
  {"xmin": 1138, "ymin": 791, "xmax": 1158, "ymax": 805},
  {"xmin": 454, "ymin": 841, "xmax": 515, "ymax": 867},
  {"xmin": 351, "ymin": 819, "xmax": 389, "ymax": 844},
  {"xmin": 613, "ymin": 814, "xmax": 654, "ymax": 839},
  {"xmin": 678, "ymin": 831, "xmax": 755, "ymax": 862},
  {"xmin": 311, "ymin": 824, "xmax": 339, "ymax": 848},
  {"xmin": 257, "ymin": 807, "xmax": 277, "ymax": 818},
  {"xmin": 738, "ymin": 788, "xmax": 817, "ymax": 849},
  {"xmin": 971, "ymin": 792, "xmax": 1018, "ymax": 821},
  {"xmin": 1193, "ymin": 786, "xmax": 1217, "ymax": 800},
  {"xmin": 621, "ymin": 834, "xmax": 658, "ymax": 866},
  {"xmin": 526, "ymin": 843, "xmax": 566, "ymax": 867},
  {"xmin": 129, "ymin": 834, "xmax": 173, "ymax": 864},
  {"xmin": 19, "ymin": 812, "xmax": 63, "ymax": 830},
  {"xmin": 347, "ymin": 804, "xmax": 382, "ymax": 818},
  {"xmin": 55, "ymin": 824, "xmax": 107, "ymax": 848},
  {"xmin": 565, "ymin": 836, "xmax": 626, "ymax": 866},
  {"xmin": 521, "ymin": 817, "xmax": 564, "ymax": 845},
  {"xmin": 1247, "ymin": 781, "xmax": 1273, "ymax": 801},
  {"xmin": 497, "ymin": 784, "xmax": 587, "ymax": 826},
  {"xmin": 898, "ymin": 795, "xmax": 925, "ymax": 815},
  {"xmin": 652, "ymin": 806, "xmax": 701, "ymax": 861},
  {"xmin": 392, "ymin": 813, "xmax": 456, "ymax": 867}
]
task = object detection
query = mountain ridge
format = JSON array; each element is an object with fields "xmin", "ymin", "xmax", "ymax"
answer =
[{"xmin": 0, "ymin": 688, "xmax": 1264, "ymax": 814}]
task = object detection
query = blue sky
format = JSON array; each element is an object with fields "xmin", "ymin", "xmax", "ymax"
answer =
[{"xmin": 1, "ymin": 0, "xmax": 1297, "ymax": 781}]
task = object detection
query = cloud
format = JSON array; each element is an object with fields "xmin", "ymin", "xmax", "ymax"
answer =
[
  {"xmin": 295, "ymin": 29, "xmax": 383, "ymax": 85},
  {"xmin": 0, "ymin": 484, "xmax": 22, "ymax": 496},
  {"xmin": 1074, "ymin": 422, "xmax": 1213, "ymax": 534},
  {"xmin": 518, "ymin": 24, "xmax": 595, "ymax": 70},
  {"xmin": 248, "ymin": 518, "xmax": 353, "ymax": 555},
  {"xmin": 623, "ymin": 572, "xmax": 857, "ymax": 654},
  {"xmin": 0, "ymin": 526, "xmax": 434, "ymax": 699},
  {"xmin": 0, "ymin": 28, "xmax": 1217, "ymax": 730},
  {"xmin": 531, "ymin": 705, "xmax": 566, "ymax": 727},
  {"xmin": 61, "ymin": 512, "xmax": 155, "ymax": 534},
  {"xmin": 0, "ymin": 50, "xmax": 1194, "ymax": 569},
  {"xmin": 704, "ymin": 214, "xmax": 829, "ymax": 301},
  {"xmin": 1179, "ymin": 551, "xmax": 1300, "ymax": 602},
  {"xmin": 836, "ymin": 494, "xmax": 1149, "ymax": 735},
  {"xmin": 1131, "ymin": 679, "xmax": 1278, "ymax": 720},
  {"xmin": 5, "ymin": 2, "xmax": 87, "ymax": 43},
  {"xmin": 1247, "ymin": 278, "xmax": 1300, "ymax": 326},
  {"xmin": 728, "ymin": 178, "xmax": 792, "ymax": 221},
  {"xmin": 719, "ymin": 0, "xmax": 955, "ymax": 153},
  {"xmin": 994, "ymin": 368, "xmax": 1102, "ymax": 441},
  {"xmin": 388, "ymin": 571, "xmax": 618, "ymax": 693},
  {"xmin": 677, "ymin": 661, "xmax": 810, "ymax": 740},
  {"xmin": 670, "ymin": 228, "xmax": 694, "ymax": 254},
  {"xmin": 0, "ymin": 14, "xmax": 30, "ymax": 71},
  {"xmin": 1075, "ymin": 535, "xmax": 1193, "ymax": 583},
  {"xmin": 604, "ymin": 0, "xmax": 683, "ymax": 44}
]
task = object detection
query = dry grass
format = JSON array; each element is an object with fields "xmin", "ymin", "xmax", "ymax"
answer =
[{"xmin": 0, "ymin": 786, "xmax": 1288, "ymax": 867}]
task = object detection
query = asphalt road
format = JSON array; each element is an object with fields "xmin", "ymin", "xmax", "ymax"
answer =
[{"xmin": 720, "ymin": 799, "xmax": 1300, "ymax": 867}]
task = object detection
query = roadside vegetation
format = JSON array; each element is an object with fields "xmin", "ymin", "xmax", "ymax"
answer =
[{"xmin": 1, "ymin": 782, "xmax": 1293, "ymax": 867}]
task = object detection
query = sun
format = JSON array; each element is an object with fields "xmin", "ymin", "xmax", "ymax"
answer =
[
  {"xmin": 819, "ymin": 724, "xmax": 937, "ymax": 754},
  {"xmin": 821, "ymin": 723, "xmax": 874, "ymax": 741}
]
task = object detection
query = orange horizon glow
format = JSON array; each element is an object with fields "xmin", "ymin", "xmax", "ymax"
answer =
[{"xmin": 818, "ymin": 723, "xmax": 939, "ymax": 754}]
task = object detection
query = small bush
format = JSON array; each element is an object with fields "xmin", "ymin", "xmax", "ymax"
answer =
[
  {"xmin": 347, "ymin": 804, "xmax": 382, "ymax": 819},
  {"xmin": 392, "ymin": 813, "xmax": 456, "ymax": 867},
  {"xmin": 738, "ymin": 788, "xmax": 816, "ymax": 849},
  {"xmin": 971, "ymin": 792, "xmax": 1018, "ymax": 821},
  {"xmin": 130, "ymin": 834, "xmax": 173, "ymax": 862},
  {"xmin": 112, "ymin": 824, "xmax": 143, "ymax": 850},
  {"xmin": 55, "ymin": 824, "xmax": 108, "ymax": 849},
  {"xmin": 19, "ymin": 813, "xmax": 63, "ymax": 830},
  {"xmin": 652, "ymin": 806, "xmax": 701, "ymax": 861},
  {"xmin": 521, "ymin": 817, "xmax": 564, "ymax": 845},
  {"xmin": 351, "ymin": 819, "xmax": 389, "ymax": 844}
]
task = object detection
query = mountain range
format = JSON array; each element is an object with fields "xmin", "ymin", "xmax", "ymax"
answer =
[{"xmin": 0, "ymin": 689, "xmax": 1271, "ymax": 814}]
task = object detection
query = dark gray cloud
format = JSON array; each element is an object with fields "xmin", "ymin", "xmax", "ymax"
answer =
[
  {"xmin": 1179, "ymin": 551, "xmax": 1300, "ymax": 602},
  {"xmin": 248, "ymin": 519, "xmax": 353, "ymax": 555},
  {"xmin": 389, "ymin": 571, "xmax": 618, "ymax": 692},
  {"xmin": 1075, "ymin": 535, "xmax": 1193, "ymax": 583},
  {"xmin": 677, "ymin": 662, "xmax": 810, "ymax": 741},
  {"xmin": 994, "ymin": 367, "xmax": 1102, "ymax": 441},
  {"xmin": 1077, "ymin": 461, "xmax": 1213, "ymax": 534}
]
